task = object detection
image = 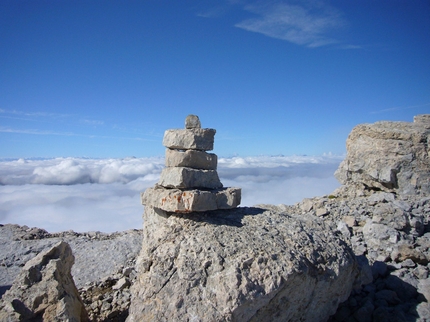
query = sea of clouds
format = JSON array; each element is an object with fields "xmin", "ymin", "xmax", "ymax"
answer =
[{"xmin": 0, "ymin": 155, "xmax": 343, "ymax": 233}]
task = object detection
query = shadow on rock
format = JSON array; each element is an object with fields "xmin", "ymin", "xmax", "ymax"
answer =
[
  {"xmin": 169, "ymin": 206, "xmax": 266, "ymax": 227},
  {"xmin": 0, "ymin": 285, "xmax": 11, "ymax": 299},
  {"xmin": 330, "ymin": 261, "xmax": 429, "ymax": 322}
]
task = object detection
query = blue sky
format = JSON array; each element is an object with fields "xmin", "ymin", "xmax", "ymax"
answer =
[{"xmin": 1, "ymin": 0, "xmax": 429, "ymax": 158}]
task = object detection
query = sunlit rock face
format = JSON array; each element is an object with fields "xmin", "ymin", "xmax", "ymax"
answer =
[
  {"xmin": 335, "ymin": 114, "xmax": 430, "ymax": 196},
  {"xmin": 0, "ymin": 241, "xmax": 88, "ymax": 321},
  {"xmin": 127, "ymin": 205, "xmax": 358, "ymax": 322}
]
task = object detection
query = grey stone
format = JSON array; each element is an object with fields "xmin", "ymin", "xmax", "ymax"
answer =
[
  {"xmin": 401, "ymin": 258, "xmax": 416, "ymax": 268},
  {"xmin": 165, "ymin": 148, "xmax": 217, "ymax": 170},
  {"xmin": 141, "ymin": 186, "xmax": 241, "ymax": 212},
  {"xmin": 300, "ymin": 198, "xmax": 314, "ymax": 212},
  {"xmin": 414, "ymin": 114, "xmax": 430, "ymax": 127},
  {"xmin": 0, "ymin": 241, "xmax": 88, "ymax": 321},
  {"xmin": 127, "ymin": 206, "xmax": 358, "ymax": 322},
  {"xmin": 337, "ymin": 221, "xmax": 351, "ymax": 238},
  {"xmin": 343, "ymin": 215, "xmax": 357, "ymax": 227},
  {"xmin": 185, "ymin": 114, "xmax": 201, "ymax": 129},
  {"xmin": 163, "ymin": 128, "xmax": 216, "ymax": 151},
  {"xmin": 158, "ymin": 167, "xmax": 222, "ymax": 189},
  {"xmin": 316, "ymin": 207, "xmax": 329, "ymax": 216},
  {"xmin": 363, "ymin": 221, "xmax": 399, "ymax": 250},
  {"xmin": 413, "ymin": 265, "xmax": 429, "ymax": 279},
  {"xmin": 418, "ymin": 278, "xmax": 430, "ymax": 302},
  {"xmin": 368, "ymin": 192, "xmax": 396, "ymax": 204},
  {"xmin": 335, "ymin": 115, "xmax": 430, "ymax": 195},
  {"xmin": 391, "ymin": 244, "xmax": 428, "ymax": 265},
  {"xmin": 416, "ymin": 303, "xmax": 430, "ymax": 322},
  {"xmin": 112, "ymin": 277, "xmax": 131, "ymax": 291}
]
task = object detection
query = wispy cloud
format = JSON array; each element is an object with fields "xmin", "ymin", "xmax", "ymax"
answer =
[
  {"xmin": 337, "ymin": 44, "xmax": 362, "ymax": 50},
  {"xmin": 235, "ymin": 1, "xmax": 346, "ymax": 47},
  {"xmin": 80, "ymin": 119, "xmax": 104, "ymax": 126},
  {"xmin": 0, "ymin": 126, "xmax": 156, "ymax": 142},
  {"xmin": 0, "ymin": 127, "xmax": 75, "ymax": 136},
  {"xmin": 0, "ymin": 108, "xmax": 71, "ymax": 119},
  {"xmin": 370, "ymin": 102, "xmax": 430, "ymax": 114}
]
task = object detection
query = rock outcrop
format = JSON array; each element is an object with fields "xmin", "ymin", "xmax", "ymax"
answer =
[
  {"xmin": 127, "ymin": 206, "xmax": 358, "ymax": 321},
  {"xmin": 0, "ymin": 225, "xmax": 142, "ymax": 321},
  {"xmin": 142, "ymin": 115, "xmax": 241, "ymax": 212},
  {"xmin": 0, "ymin": 241, "xmax": 88, "ymax": 321},
  {"xmin": 293, "ymin": 191, "xmax": 430, "ymax": 321},
  {"xmin": 335, "ymin": 114, "xmax": 430, "ymax": 196}
]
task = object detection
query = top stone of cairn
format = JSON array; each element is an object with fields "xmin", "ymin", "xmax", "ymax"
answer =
[
  {"xmin": 185, "ymin": 114, "xmax": 201, "ymax": 129},
  {"xmin": 163, "ymin": 115, "xmax": 215, "ymax": 151}
]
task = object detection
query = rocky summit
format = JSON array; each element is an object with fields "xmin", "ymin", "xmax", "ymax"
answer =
[{"xmin": 0, "ymin": 114, "xmax": 429, "ymax": 321}]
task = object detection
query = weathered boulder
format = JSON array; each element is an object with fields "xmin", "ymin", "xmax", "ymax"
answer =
[
  {"xmin": 127, "ymin": 206, "xmax": 358, "ymax": 322},
  {"xmin": 0, "ymin": 241, "xmax": 88, "ymax": 321},
  {"xmin": 142, "ymin": 186, "xmax": 241, "ymax": 212},
  {"xmin": 163, "ymin": 128, "xmax": 216, "ymax": 151},
  {"xmin": 335, "ymin": 114, "xmax": 430, "ymax": 195},
  {"xmin": 165, "ymin": 148, "xmax": 217, "ymax": 170}
]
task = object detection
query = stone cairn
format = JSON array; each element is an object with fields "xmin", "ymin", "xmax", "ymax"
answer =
[{"xmin": 142, "ymin": 115, "xmax": 241, "ymax": 212}]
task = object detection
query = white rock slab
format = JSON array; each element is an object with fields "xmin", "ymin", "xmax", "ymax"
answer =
[
  {"xmin": 165, "ymin": 149, "xmax": 217, "ymax": 170},
  {"xmin": 163, "ymin": 128, "xmax": 216, "ymax": 151},
  {"xmin": 158, "ymin": 167, "xmax": 222, "ymax": 189},
  {"xmin": 141, "ymin": 186, "xmax": 241, "ymax": 212}
]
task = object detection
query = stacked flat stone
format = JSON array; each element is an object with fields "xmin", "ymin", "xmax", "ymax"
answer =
[{"xmin": 142, "ymin": 115, "xmax": 241, "ymax": 213}]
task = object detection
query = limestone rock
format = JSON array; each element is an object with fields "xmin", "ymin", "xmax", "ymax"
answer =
[
  {"xmin": 185, "ymin": 114, "xmax": 201, "ymax": 129},
  {"xmin": 144, "ymin": 115, "xmax": 240, "ymax": 212},
  {"xmin": 335, "ymin": 115, "xmax": 430, "ymax": 195},
  {"xmin": 165, "ymin": 148, "xmax": 217, "ymax": 170},
  {"xmin": 142, "ymin": 186, "xmax": 241, "ymax": 212},
  {"xmin": 158, "ymin": 167, "xmax": 223, "ymax": 189},
  {"xmin": 163, "ymin": 128, "xmax": 216, "ymax": 151},
  {"xmin": 0, "ymin": 241, "xmax": 88, "ymax": 321},
  {"xmin": 127, "ymin": 206, "xmax": 358, "ymax": 322},
  {"xmin": 414, "ymin": 114, "xmax": 430, "ymax": 127}
]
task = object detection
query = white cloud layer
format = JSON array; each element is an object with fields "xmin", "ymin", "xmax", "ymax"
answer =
[
  {"xmin": 235, "ymin": 1, "xmax": 345, "ymax": 47},
  {"xmin": 0, "ymin": 155, "xmax": 343, "ymax": 233}
]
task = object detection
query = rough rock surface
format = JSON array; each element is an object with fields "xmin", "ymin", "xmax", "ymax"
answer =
[
  {"xmin": 165, "ymin": 148, "xmax": 217, "ymax": 170},
  {"xmin": 0, "ymin": 241, "xmax": 88, "ymax": 321},
  {"xmin": 292, "ymin": 191, "xmax": 430, "ymax": 322},
  {"xmin": 335, "ymin": 114, "xmax": 430, "ymax": 195},
  {"xmin": 0, "ymin": 225, "xmax": 141, "ymax": 321},
  {"xmin": 163, "ymin": 128, "xmax": 216, "ymax": 151},
  {"xmin": 127, "ymin": 206, "xmax": 358, "ymax": 322},
  {"xmin": 158, "ymin": 167, "xmax": 223, "ymax": 189},
  {"xmin": 142, "ymin": 186, "xmax": 241, "ymax": 212}
]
